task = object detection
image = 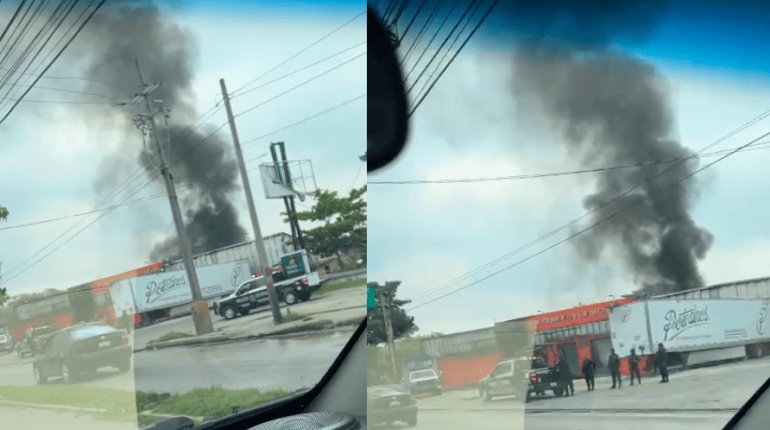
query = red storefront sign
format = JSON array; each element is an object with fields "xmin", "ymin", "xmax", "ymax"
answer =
[{"xmin": 527, "ymin": 297, "xmax": 636, "ymax": 331}]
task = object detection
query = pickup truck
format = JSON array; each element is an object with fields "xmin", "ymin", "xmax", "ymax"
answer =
[
  {"xmin": 213, "ymin": 275, "xmax": 312, "ymax": 320},
  {"xmin": 525, "ymin": 361, "xmax": 566, "ymax": 400},
  {"xmin": 479, "ymin": 356, "xmax": 565, "ymax": 403}
]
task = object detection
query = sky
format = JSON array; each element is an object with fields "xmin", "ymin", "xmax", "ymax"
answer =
[
  {"xmin": 368, "ymin": 1, "xmax": 770, "ymax": 335},
  {"xmin": 0, "ymin": 0, "xmax": 366, "ymax": 295}
]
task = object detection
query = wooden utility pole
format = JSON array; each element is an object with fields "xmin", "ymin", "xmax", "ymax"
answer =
[
  {"xmin": 378, "ymin": 287, "xmax": 398, "ymax": 380},
  {"xmin": 133, "ymin": 60, "xmax": 213, "ymax": 335},
  {"xmin": 219, "ymin": 78, "xmax": 282, "ymax": 324}
]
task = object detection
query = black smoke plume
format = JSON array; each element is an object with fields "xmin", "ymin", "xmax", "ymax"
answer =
[
  {"xmin": 80, "ymin": 3, "xmax": 246, "ymax": 260},
  {"xmin": 504, "ymin": 1, "xmax": 712, "ymax": 293}
]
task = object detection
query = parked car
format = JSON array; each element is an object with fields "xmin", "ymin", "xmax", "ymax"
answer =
[
  {"xmin": 0, "ymin": 334, "xmax": 12, "ymax": 353},
  {"xmin": 16, "ymin": 325, "xmax": 56, "ymax": 358},
  {"xmin": 403, "ymin": 368, "xmax": 443, "ymax": 396},
  {"xmin": 32, "ymin": 323, "xmax": 131, "ymax": 384},
  {"xmin": 367, "ymin": 385, "xmax": 418, "ymax": 427}
]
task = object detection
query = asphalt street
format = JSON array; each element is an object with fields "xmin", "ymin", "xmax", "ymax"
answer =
[
  {"xmin": 134, "ymin": 329, "xmax": 355, "ymax": 393},
  {"xmin": 0, "ymin": 329, "xmax": 354, "ymax": 394},
  {"xmin": 397, "ymin": 355, "xmax": 770, "ymax": 430}
]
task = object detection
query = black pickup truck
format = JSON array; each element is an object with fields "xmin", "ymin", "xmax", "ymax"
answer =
[
  {"xmin": 213, "ymin": 276, "xmax": 312, "ymax": 320},
  {"xmin": 525, "ymin": 360, "xmax": 566, "ymax": 400}
]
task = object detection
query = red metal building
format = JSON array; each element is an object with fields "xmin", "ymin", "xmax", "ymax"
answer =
[
  {"xmin": 495, "ymin": 298, "xmax": 648, "ymax": 376},
  {"xmin": 9, "ymin": 262, "xmax": 164, "ymax": 342}
]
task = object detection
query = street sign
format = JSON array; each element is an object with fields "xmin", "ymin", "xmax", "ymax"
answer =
[{"xmin": 367, "ymin": 287, "xmax": 377, "ymax": 309}]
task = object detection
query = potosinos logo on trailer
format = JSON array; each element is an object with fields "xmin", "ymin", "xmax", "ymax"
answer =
[
  {"xmin": 662, "ymin": 305, "xmax": 710, "ymax": 341},
  {"xmin": 758, "ymin": 304, "xmax": 768, "ymax": 336},
  {"xmin": 145, "ymin": 275, "xmax": 187, "ymax": 305}
]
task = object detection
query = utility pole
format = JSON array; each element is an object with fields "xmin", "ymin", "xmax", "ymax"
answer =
[
  {"xmin": 133, "ymin": 60, "xmax": 213, "ymax": 335},
  {"xmin": 220, "ymin": 78, "xmax": 282, "ymax": 324},
  {"xmin": 378, "ymin": 286, "xmax": 398, "ymax": 381}
]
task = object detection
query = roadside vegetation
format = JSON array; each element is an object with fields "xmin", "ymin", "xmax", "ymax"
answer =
[
  {"xmin": 319, "ymin": 278, "xmax": 366, "ymax": 295},
  {"xmin": 150, "ymin": 331, "xmax": 194, "ymax": 344}
]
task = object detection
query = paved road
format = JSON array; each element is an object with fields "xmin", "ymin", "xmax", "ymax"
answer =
[
  {"xmin": 134, "ymin": 329, "xmax": 354, "ymax": 393},
  {"xmin": 398, "ymin": 356, "xmax": 770, "ymax": 429},
  {"xmin": 0, "ymin": 329, "xmax": 354, "ymax": 394}
]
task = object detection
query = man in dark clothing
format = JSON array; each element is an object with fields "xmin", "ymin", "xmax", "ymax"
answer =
[
  {"xmin": 656, "ymin": 343, "xmax": 669, "ymax": 383},
  {"xmin": 557, "ymin": 357, "xmax": 574, "ymax": 396},
  {"xmin": 581, "ymin": 358, "xmax": 596, "ymax": 391},
  {"xmin": 629, "ymin": 348, "xmax": 641, "ymax": 385},
  {"xmin": 608, "ymin": 349, "xmax": 621, "ymax": 389}
]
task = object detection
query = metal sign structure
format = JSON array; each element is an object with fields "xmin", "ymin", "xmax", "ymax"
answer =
[{"xmin": 258, "ymin": 159, "xmax": 317, "ymax": 201}]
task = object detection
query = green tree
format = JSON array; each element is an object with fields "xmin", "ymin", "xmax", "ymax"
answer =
[
  {"xmin": 292, "ymin": 185, "xmax": 366, "ymax": 267},
  {"xmin": 367, "ymin": 281, "xmax": 418, "ymax": 345},
  {"xmin": 0, "ymin": 205, "xmax": 8, "ymax": 221}
]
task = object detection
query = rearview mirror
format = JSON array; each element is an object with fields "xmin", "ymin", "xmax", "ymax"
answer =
[{"xmin": 367, "ymin": 6, "xmax": 408, "ymax": 172}]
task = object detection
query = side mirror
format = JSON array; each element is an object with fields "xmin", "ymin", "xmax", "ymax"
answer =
[{"xmin": 367, "ymin": 6, "xmax": 409, "ymax": 172}]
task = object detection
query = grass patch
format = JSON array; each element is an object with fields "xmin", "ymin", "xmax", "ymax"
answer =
[
  {"xmin": 151, "ymin": 331, "xmax": 194, "ymax": 343},
  {"xmin": 138, "ymin": 387, "xmax": 287, "ymax": 418},
  {"xmin": 0, "ymin": 385, "xmax": 137, "ymax": 422},
  {"xmin": 319, "ymin": 278, "xmax": 366, "ymax": 294}
]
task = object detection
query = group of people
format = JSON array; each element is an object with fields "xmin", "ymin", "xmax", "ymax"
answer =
[{"xmin": 554, "ymin": 343, "xmax": 671, "ymax": 395}]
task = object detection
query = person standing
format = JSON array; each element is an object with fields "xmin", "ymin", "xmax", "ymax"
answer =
[
  {"xmin": 557, "ymin": 356, "xmax": 575, "ymax": 396},
  {"xmin": 656, "ymin": 343, "xmax": 669, "ymax": 383},
  {"xmin": 608, "ymin": 348, "xmax": 621, "ymax": 389},
  {"xmin": 581, "ymin": 357, "xmax": 596, "ymax": 391},
  {"xmin": 629, "ymin": 348, "xmax": 641, "ymax": 385}
]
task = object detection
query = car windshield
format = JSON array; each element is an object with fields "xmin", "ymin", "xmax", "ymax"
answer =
[
  {"xmin": 368, "ymin": 2, "xmax": 769, "ymax": 429},
  {"xmin": 410, "ymin": 369, "xmax": 437, "ymax": 380},
  {"xmin": 0, "ymin": 1, "xmax": 365, "ymax": 428}
]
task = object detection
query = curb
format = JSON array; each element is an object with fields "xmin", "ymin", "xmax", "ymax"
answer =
[{"xmin": 135, "ymin": 318, "xmax": 362, "ymax": 352}]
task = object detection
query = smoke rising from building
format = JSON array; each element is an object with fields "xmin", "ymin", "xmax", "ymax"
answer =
[
  {"xmin": 503, "ymin": 1, "xmax": 712, "ymax": 293},
  {"xmin": 80, "ymin": 3, "xmax": 246, "ymax": 260}
]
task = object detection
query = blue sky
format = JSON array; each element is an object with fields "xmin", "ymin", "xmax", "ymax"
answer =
[
  {"xmin": 368, "ymin": 2, "xmax": 770, "ymax": 334},
  {"xmin": 0, "ymin": 1, "xmax": 365, "ymax": 294}
]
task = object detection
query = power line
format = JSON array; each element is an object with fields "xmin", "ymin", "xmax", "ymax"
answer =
[
  {"xmin": 404, "ymin": 0, "xmax": 461, "ymax": 84},
  {"xmin": 400, "ymin": 0, "xmax": 441, "ymax": 65},
  {"xmin": 410, "ymin": 128, "xmax": 770, "ymax": 310},
  {"xmin": 229, "ymin": 10, "xmax": 366, "ymax": 98},
  {"xmin": 2, "ymin": 94, "xmax": 365, "ymax": 284},
  {"xmin": 0, "ymin": 0, "xmax": 106, "ymax": 125},
  {"xmin": 411, "ymin": 0, "xmax": 486, "ymax": 108},
  {"xmin": 409, "ymin": 0, "xmax": 499, "ymax": 116},
  {"xmin": 230, "ymin": 40, "xmax": 366, "ymax": 100},
  {"xmin": 399, "ymin": 0, "xmax": 427, "ymax": 42},
  {"xmin": 232, "ymin": 52, "xmax": 365, "ymax": 120},
  {"xmin": 370, "ymin": 140, "xmax": 770, "ymax": 185},
  {"xmin": 406, "ymin": 0, "xmax": 475, "ymax": 95},
  {"xmin": 407, "ymin": 109, "xmax": 770, "ymax": 305},
  {"xmin": 0, "ymin": 0, "xmax": 85, "ymax": 112},
  {"xmin": 0, "ymin": 187, "xmax": 193, "ymax": 232}
]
